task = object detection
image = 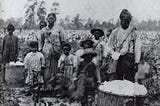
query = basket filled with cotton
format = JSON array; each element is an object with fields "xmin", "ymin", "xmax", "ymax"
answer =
[
  {"xmin": 5, "ymin": 61, "xmax": 25, "ymax": 87},
  {"xmin": 97, "ymin": 80, "xmax": 147, "ymax": 106}
]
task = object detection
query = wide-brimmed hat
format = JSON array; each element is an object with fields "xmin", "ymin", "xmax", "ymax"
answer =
[
  {"xmin": 90, "ymin": 28, "xmax": 104, "ymax": 38},
  {"xmin": 81, "ymin": 48, "xmax": 97, "ymax": 59},
  {"xmin": 80, "ymin": 39, "xmax": 94, "ymax": 48}
]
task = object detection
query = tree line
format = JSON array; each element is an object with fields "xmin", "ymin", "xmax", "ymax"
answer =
[{"xmin": 0, "ymin": 0, "xmax": 160, "ymax": 31}]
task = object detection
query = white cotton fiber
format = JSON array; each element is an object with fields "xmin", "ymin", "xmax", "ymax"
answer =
[{"xmin": 99, "ymin": 80, "xmax": 147, "ymax": 96}]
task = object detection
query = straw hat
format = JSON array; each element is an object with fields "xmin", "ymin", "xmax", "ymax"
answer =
[{"xmin": 90, "ymin": 28, "xmax": 104, "ymax": 38}]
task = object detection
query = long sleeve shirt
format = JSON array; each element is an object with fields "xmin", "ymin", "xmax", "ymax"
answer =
[
  {"xmin": 39, "ymin": 24, "xmax": 65, "ymax": 51},
  {"xmin": 107, "ymin": 26, "xmax": 141, "ymax": 63},
  {"xmin": 24, "ymin": 52, "xmax": 45, "ymax": 72}
]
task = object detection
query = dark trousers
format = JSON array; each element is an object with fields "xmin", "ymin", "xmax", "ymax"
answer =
[{"xmin": 116, "ymin": 53, "xmax": 136, "ymax": 82}]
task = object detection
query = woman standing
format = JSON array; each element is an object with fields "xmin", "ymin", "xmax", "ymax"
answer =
[{"xmin": 40, "ymin": 13, "xmax": 65, "ymax": 82}]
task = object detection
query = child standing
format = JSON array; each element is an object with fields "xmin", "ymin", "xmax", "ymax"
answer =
[
  {"xmin": 58, "ymin": 43, "xmax": 76, "ymax": 79},
  {"xmin": 24, "ymin": 41, "xmax": 45, "ymax": 92},
  {"xmin": 2, "ymin": 24, "xmax": 19, "ymax": 64},
  {"xmin": 2, "ymin": 24, "xmax": 19, "ymax": 82}
]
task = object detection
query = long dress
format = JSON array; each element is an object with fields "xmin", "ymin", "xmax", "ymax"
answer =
[
  {"xmin": 58, "ymin": 53, "xmax": 76, "ymax": 79},
  {"xmin": 41, "ymin": 25, "xmax": 65, "ymax": 82}
]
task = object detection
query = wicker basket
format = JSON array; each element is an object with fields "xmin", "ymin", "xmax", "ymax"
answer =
[
  {"xmin": 5, "ymin": 65, "xmax": 25, "ymax": 87},
  {"xmin": 97, "ymin": 90, "xmax": 146, "ymax": 106}
]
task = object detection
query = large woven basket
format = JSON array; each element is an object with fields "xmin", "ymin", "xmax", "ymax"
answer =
[
  {"xmin": 97, "ymin": 90, "xmax": 146, "ymax": 106},
  {"xmin": 5, "ymin": 65, "xmax": 25, "ymax": 87}
]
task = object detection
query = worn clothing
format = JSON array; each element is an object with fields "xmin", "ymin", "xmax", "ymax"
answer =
[
  {"xmin": 117, "ymin": 53, "xmax": 137, "ymax": 82},
  {"xmin": 24, "ymin": 52, "xmax": 45, "ymax": 85},
  {"xmin": 2, "ymin": 35, "xmax": 19, "ymax": 63},
  {"xmin": 41, "ymin": 24, "xmax": 65, "ymax": 82},
  {"xmin": 40, "ymin": 24, "xmax": 65, "ymax": 49},
  {"xmin": 107, "ymin": 26, "xmax": 141, "ymax": 82},
  {"xmin": 76, "ymin": 61, "xmax": 98, "ymax": 105},
  {"xmin": 107, "ymin": 26, "xmax": 141, "ymax": 63},
  {"xmin": 58, "ymin": 54, "xmax": 76, "ymax": 79}
]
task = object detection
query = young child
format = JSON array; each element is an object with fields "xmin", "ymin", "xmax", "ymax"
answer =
[
  {"xmin": 58, "ymin": 43, "xmax": 76, "ymax": 79},
  {"xmin": 24, "ymin": 41, "xmax": 45, "ymax": 93},
  {"xmin": 2, "ymin": 24, "xmax": 19, "ymax": 82},
  {"xmin": 2, "ymin": 23, "xmax": 19, "ymax": 64}
]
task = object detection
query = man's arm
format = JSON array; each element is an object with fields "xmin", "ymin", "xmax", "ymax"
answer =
[{"xmin": 107, "ymin": 28, "xmax": 118, "ymax": 54}]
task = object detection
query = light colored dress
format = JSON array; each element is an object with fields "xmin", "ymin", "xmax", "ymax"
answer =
[
  {"xmin": 24, "ymin": 52, "xmax": 45, "ymax": 85},
  {"xmin": 40, "ymin": 24, "xmax": 65, "ymax": 82},
  {"xmin": 58, "ymin": 54, "xmax": 76, "ymax": 79}
]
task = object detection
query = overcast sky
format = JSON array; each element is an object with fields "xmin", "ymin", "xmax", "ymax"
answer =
[{"xmin": 1, "ymin": 0, "xmax": 160, "ymax": 22}]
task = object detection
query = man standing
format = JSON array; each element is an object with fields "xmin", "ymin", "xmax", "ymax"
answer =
[{"xmin": 107, "ymin": 9, "xmax": 141, "ymax": 82}]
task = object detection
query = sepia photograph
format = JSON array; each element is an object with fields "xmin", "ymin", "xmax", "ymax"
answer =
[{"xmin": 0, "ymin": 0, "xmax": 160, "ymax": 105}]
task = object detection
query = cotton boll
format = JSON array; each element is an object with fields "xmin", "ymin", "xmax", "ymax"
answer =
[{"xmin": 99, "ymin": 80, "xmax": 147, "ymax": 96}]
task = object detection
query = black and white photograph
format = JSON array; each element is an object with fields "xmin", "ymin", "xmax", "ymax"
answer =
[{"xmin": 0, "ymin": 0, "xmax": 160, "ymax": 105}]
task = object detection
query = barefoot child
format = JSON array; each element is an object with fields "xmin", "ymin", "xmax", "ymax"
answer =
[
  {"xmin": 58, "ymin": 43, "xmax": 76, "ymax": 79},
  {"xmin": 24, "ymin": 41, "xmax": 45, "ymax": 93}
]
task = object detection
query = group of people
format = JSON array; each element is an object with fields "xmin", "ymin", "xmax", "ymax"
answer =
[{"xmin": 1, "ymin": 9, "xmax": 142, "ymax": 105}]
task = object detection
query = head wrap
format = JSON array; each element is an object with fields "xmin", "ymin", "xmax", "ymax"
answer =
[{"xmin": 119, "ymin": 9, "xmax": 132, "ymax": 21}]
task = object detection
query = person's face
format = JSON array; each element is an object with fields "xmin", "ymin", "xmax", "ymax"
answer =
[
  {"xmin": 120, "ymin": 18, "xmax": 131, "ymax": 30},
  {"xmin": 63, "ymin": 47, "xmax": 70, "ymax": 55},
  {"xmin": 94, "ymin": 34, "xmax": 100, "ymax": 40},
  {"xmin": 47, "ymin": 15, "xmax": 56, "ymax": 25},
  {"xmin": 40, "ymin": 23, "xmax": 46, "ymax": 29},
  {"xmin": 7, "ymin": 29, "xmax": 14, "ymax": 35}
]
